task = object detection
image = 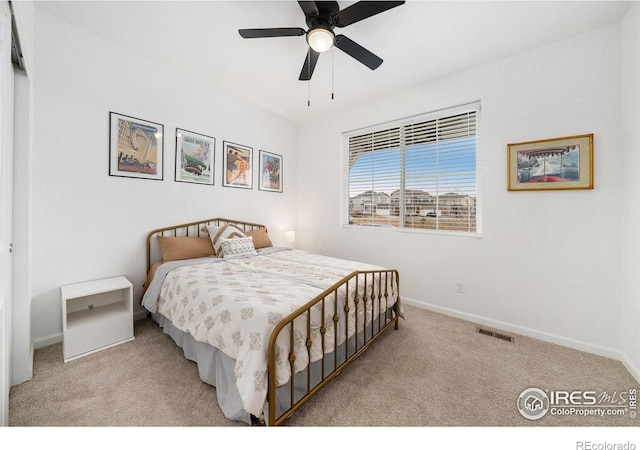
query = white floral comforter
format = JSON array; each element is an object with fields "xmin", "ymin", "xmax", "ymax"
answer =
[{"xmin": 142, "ymin": 248, "xmax": 400, "ymax": 418}]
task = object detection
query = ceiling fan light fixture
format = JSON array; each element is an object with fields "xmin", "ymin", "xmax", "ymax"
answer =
[
  {"xmin": 306, "ymin": 27, "xmax": 334, "ymax": 53},
  {"xmin": 238, "ymin": 1, "xmax": 407, "ymax": 80}
]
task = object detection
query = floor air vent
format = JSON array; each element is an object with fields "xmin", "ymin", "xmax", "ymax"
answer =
[{"xmin": 476, "ymin": 327, "xmax": 514, "ymax": 343}]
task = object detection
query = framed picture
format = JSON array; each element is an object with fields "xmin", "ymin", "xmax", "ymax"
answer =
[
  {"xmin": 223, "ymin": 141, "xmax": 253, "ymax": 189},
  {"xmin": 258, "ymin": 150, "xmax": 283, "ymax": 193},
  {"xmin": 175, "ymin": 128, "xmax": 215, "ymax": 185},
  {"xmin": 507, "ymin": 134, "xmax": 593, "ymax": 191},
  {"xmin": 109, "ymin": 112, "xmax": 164, "ymax": 180}
]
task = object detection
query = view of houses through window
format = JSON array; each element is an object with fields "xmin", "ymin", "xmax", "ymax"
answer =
[{"xmin": 344, "ymin": 103, "xmax": 479, "ymax": 234}]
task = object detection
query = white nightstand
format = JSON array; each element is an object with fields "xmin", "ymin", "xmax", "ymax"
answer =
[{"xmin": 61, "ymin": 276, "xmax": 134, "ymax": 362}]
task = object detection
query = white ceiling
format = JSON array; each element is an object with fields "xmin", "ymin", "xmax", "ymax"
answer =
[{"xmin": 36, "ymin": 0, "xmax": 632, "ymax": 123}]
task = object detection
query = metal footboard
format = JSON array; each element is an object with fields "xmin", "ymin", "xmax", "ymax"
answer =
[{"xmin": 266, "ymin": 269, "xmax": 400, "ymax": 426}]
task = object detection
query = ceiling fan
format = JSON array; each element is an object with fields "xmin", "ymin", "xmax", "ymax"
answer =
[{"xmin": 238, "ymin": 1, "xmax": 405, "ymax": 81}]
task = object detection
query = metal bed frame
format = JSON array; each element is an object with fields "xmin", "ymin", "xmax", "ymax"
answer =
[{"xmin": 145, "ymin": 217, "xmax": 400, "ymax": 426}]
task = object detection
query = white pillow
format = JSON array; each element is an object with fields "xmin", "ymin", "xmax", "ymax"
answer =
[
  {"xmin": 220, "ymin": 237, "xmax": 258, "ymax": 260},
  {"xmin": 206, "ymin": 224, "xmax": 247, "ymax": 255}
]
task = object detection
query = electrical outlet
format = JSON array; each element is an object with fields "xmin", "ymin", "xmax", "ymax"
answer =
[{"xmin": 456, "ymin": 281, "xmax": 465, "ymax": 294}]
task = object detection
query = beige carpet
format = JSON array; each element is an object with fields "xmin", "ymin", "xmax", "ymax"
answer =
[{"xmin": 9, "ymin": 305, "xmax": 640, "ymax": 428}]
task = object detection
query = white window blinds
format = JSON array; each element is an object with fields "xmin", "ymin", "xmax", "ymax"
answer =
[{"xmin": 343, "ymin": 102, "xmax": 480, "ymax": 235}]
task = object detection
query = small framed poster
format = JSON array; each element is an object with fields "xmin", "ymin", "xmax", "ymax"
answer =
[
  {"xmin": 109, "ymin": 112, "xmax": 164, "ymax": 181},
  {"xmin": 175, "ymin": 128, "xmax": 215, "ymax": 185},
  {"xmin": 223, "ymin": 141, "xmax": 253, "ymax": 189},
  {"xmin": 258, "ymin": 150, "xmax": 282, "ymax": 193},
  {"xmin": 508, "ymin": 134, "xmax": 593, "ymax": 191}
]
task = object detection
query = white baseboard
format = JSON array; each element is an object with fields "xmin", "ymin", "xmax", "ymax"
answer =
[
  {"xmin": 620, "ymin": 353, "xmax": 640, "ymax": 385},
  {"xmin": 133, "ymin": 310, "xmax": 148, "ymax": 321},
  {"xmin": 28, "ymin": 342, "xmax": 34, "ymax": 380},
  {"xmin": 33, "ymin": 332, "xmax": 61, "ymax": 350},
  {"xmin": 402, "ymin": 297, "xmax": 625, "ymax": 363}
]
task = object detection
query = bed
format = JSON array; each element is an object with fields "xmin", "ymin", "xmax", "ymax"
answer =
[{"xmin": 141, "ymin": 217, "xmax": 401, "ymax": 426}]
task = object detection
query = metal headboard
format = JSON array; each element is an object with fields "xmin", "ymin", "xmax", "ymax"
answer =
[{"xmin": 146, "ymin": 217, "xmax": 266, "ymax": 273}]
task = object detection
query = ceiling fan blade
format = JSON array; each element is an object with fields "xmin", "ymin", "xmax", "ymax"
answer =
[
  {"xmin": 299, "ymin": 48, "xmax": 320, "ymax": 81},
  {"xmin": 334, "ymin": 35, "xmax": 383, "ymax": 70},
  {"xmin": 336, "ymin": 1, "xmax": 405, "ymax": 28},
  {"xmin": 298, "ymin": 1, "xmax": 319, "ymax": 17},
  {"xmin": 238, "ymin": 28, "xmax": 305, "ymax": 39}
]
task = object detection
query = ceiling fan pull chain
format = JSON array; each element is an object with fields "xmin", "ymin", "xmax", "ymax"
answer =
[
  {"xmin": 307, "ymin": 48, "xmax": 311, "ymax": 107},
  {"xmin": 331, "ymin": 47, "xmax": 335, "ymax": 100}
]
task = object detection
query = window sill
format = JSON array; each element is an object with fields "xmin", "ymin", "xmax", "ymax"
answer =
[{"xmin": 341, "ymin": 223, "xmax": 482, "ymax": 239}]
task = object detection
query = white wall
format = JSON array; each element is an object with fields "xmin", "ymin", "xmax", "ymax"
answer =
[
  {"xmin": 620, "ymin": 3, "xmax": 640, "ymax": 380},
  {"xmin": 297, "ymin": 24, "xmax": 627, "ymax": 360},
  {"xmin": 29, "ymin": 10, "xmax": 299, "ymax": 346}
]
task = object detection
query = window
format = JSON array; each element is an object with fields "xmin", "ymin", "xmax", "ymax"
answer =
[{"xmin": 343, "ymin": 102, "xmax": 480, "ymax": 235}]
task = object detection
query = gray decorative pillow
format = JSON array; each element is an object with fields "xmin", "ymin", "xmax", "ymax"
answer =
[
  {"xmin": 220, "ymin": 237, "xmax": 258, "ymax": 260},
  {"xmin": 206, "ymin": 224, "xmax": 247, "ymax": 255}
]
